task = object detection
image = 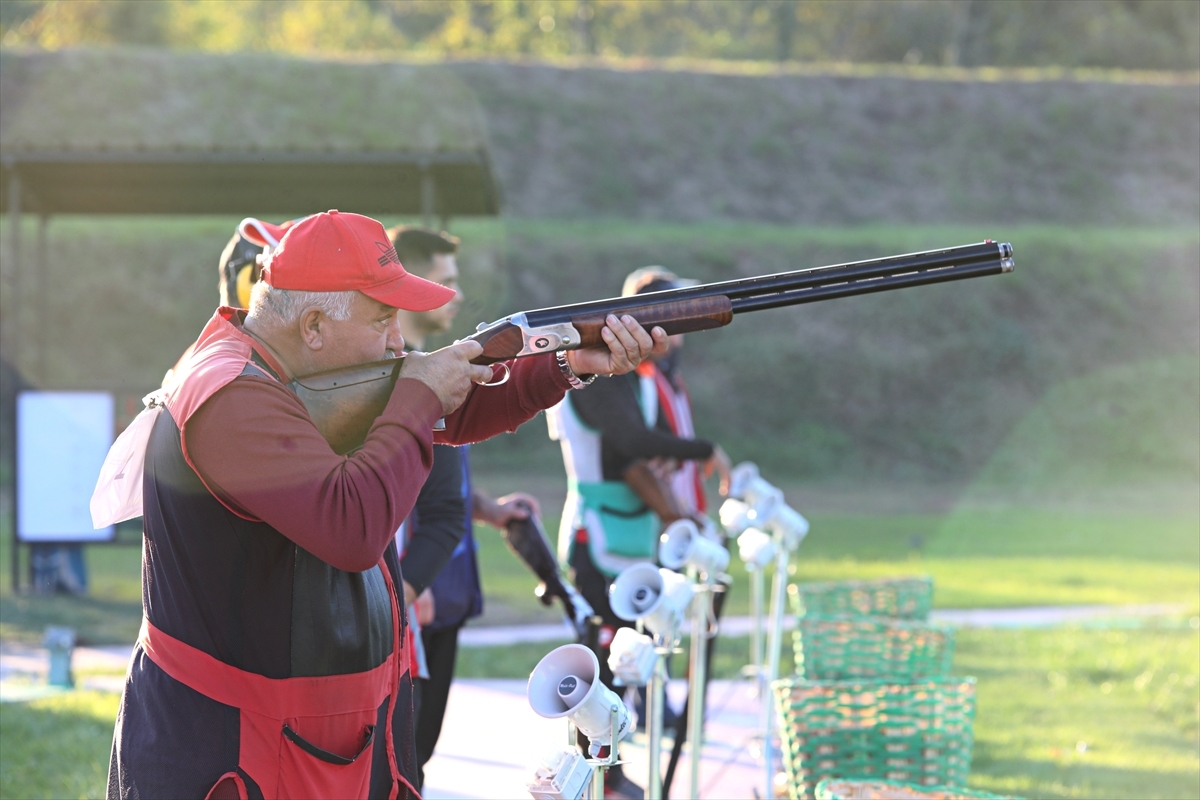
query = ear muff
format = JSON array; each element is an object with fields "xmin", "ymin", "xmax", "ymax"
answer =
[{"xmin": 235, "ymin": 264, "xmax": 255, "ymax": 309}]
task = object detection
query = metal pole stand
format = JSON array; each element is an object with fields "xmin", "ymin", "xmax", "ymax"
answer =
[
  {"xmin": 584, "ymin": 703, "xmax": 624, "ymax": 799},
  {"xmin": 760, "ymin": 545, "xmax": 791, "ymax": 799},
  {"xmin": 687, "ymin": 573, "xmax": 727, "ymax": 799},
  {"xmin": 738, "ymin": 562, "xmax": 770, "ymax": 794},
  {"xmin": 643, "ymin": 615, "xmax": 683, "ymax": 800},
  {"xmin": 740, "ymin": 564, "xmax": 766, "ymax": 696},
  {"xmin": 646, "ymin": 648, "xmax": 668, "ymax": 800}
]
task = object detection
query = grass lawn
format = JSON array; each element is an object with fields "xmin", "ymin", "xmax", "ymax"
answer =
[
  {"xmin": 0, "ymin": 690, "xmax": 119, "ymax": 799},
  {"xmin": 961, "ymin": 625, "xmax": 1199, "ymax": 800}
]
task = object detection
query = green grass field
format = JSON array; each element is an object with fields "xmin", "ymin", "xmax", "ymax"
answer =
[{"xmin": 0, "ymin": 690, "xmax": 118, "ymax": 799}]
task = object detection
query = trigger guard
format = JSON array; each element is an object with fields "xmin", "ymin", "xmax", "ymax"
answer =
[{"xmin": 480, "ymin": 362, "xmax": 511, "ymax": 387}]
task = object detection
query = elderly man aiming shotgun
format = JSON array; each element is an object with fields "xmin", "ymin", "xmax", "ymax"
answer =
[{"xmin": 106, "ymin": 210, "xmax": 666, "ymax": 799}]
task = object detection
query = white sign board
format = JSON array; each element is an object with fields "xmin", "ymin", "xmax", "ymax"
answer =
[{"xmin": 17, "ymin": 391, "xmax": 116, "ymax": 542}]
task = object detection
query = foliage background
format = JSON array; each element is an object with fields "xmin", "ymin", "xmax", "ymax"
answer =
[{"xmin": 2, "ymin": 0, "xmax": 1198, "ymax": 71}]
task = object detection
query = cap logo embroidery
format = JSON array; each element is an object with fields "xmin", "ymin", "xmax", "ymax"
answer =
[{"xmin": 375, "ymin": 242, "xmax": 401, "ymax": 267}]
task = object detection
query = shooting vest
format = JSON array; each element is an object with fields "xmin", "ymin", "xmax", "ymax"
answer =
[
  {"xmin": 638, "ymin": 362, "xmax": 707, "ymax": 516},
  {"xmin": 546, "ymin": 373, "xmax": 660, "ymax": 578},
  {"xmin": 110, "ymin": 308, "xmax": 417, "ymax": 800}
]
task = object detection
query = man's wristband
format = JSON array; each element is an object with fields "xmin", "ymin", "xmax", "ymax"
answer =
[{"xmin": 556, "ymin": 351, "xmax": 596, "ymax": 390}]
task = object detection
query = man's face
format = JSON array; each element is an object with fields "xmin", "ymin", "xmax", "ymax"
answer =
[
  {"xmin": 311, "ymin": 292, "xmax": 405, "ymax": 372},
  {"xmin": 413, "ymin": 253, "xmax": 463, "ymax": 335}
]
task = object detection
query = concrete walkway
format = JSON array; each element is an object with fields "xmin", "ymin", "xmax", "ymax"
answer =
[{"xmin": 456, "ymin": 603, "xmax": 1188, "ymax": 648}]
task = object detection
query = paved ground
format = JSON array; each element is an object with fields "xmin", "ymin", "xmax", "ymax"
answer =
[
  {"xmin": 420, "ymin": 677, "xmax": 770, "ymax": 799},
  {"xmin": 455, "ymin": 603, "xmax": 1187, "ymax": 647}
]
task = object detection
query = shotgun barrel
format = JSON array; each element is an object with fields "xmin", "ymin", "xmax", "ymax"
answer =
[
  {"xmin": 465, "ymin": 241, "xmax": 1013, "ymax": 363},
  {"xmin": 292, "ymin": 241, "xmax": 1014, "ymax": 451}
]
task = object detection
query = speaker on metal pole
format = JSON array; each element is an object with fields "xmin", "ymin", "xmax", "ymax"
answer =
[
  {"xmin": 659, "ymin": 519, "xmax": 730, "ymax": 577},
  {"xmin": 608, "ymin": 563, "xmax": 693, "ymax": 641},
  {"xmin": 528, "ymin": 644, "xmax": 632, "ymax": 755}
]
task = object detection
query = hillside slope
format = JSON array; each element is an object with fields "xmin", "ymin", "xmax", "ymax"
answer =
[{"xmin": 447, "ymin": 61, "xmax": 1199, "ymax": 225}]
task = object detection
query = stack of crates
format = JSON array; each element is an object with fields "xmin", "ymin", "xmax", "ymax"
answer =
[{"xmin": 773, "ymin": 577, "xmax": 980, "ymax": 800}]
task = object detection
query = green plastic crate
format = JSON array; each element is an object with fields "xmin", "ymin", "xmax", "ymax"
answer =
[
  {"xmin": 790, "ymin": 577, "xmax": 934, "ymax": 620},
  {"xmin": 773, "ymin": 676, "xmax": 976, "ymax": 800},
  {"xmin": 793, "ymin": 615, "xmax": 956, "ymax": 681},
  {"xmin": 815, "ymin": 779, "xmax": 1019, "ymax": 799}
]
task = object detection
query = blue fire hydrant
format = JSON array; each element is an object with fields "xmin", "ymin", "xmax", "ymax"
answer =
[{"xmin": 44, "ymin": 626, "xmax": 75, "ymax": 688}]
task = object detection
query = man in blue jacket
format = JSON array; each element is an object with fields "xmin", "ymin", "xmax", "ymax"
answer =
[{"xmin": 390, "ymin": 227, "xmax": 584, "ymax": 790}]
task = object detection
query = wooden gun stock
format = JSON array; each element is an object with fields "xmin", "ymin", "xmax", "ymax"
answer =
[{"xmin": 290, "ymin": 357, "xmax": 402, "ymax": 455}]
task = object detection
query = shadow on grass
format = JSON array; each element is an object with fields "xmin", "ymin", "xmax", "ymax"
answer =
[
  {"xmin": 0, "ymin": 594, "xmax": 142, "ymax": 646},
  {"xmin": 0, "ymin": 690, "xmax": 118, "ymax": 799},
  {"xmin": 970, "ymin": 754, "xmax": 1200, "ymax": 800}
]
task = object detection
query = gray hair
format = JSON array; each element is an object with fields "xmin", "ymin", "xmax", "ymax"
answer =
[{"xmin": 247, "ymin": 283, "xmax": 355, "ymax": 328}]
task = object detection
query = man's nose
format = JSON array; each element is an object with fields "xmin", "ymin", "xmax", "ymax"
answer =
[{"xmin": 387, "ymin": 321, "xmax": 405, "ymax": 354}]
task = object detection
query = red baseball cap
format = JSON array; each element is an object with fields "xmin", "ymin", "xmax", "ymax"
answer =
[{"xmin": 260, "ymin": 210, "xmax": 456, "ymax": 312}]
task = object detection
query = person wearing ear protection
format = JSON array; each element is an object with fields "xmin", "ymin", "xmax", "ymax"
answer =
[{"xmin": 219, "ymin": 217, "xmax": 301, "ymax": 309}]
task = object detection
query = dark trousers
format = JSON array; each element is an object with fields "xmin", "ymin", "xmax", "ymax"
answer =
[{"xmin": 414, "ymin": 623, "xmax": 463, "ymax": 790}]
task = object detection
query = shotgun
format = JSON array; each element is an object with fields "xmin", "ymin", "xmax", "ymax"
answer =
[{"xmin": 293, "ymin": 241, "xmax": 1014, "ymax": 453}]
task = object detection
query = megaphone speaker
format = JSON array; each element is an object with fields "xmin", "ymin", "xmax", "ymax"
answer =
[
  {"xmin": 609, "ymin": 563, "xmax": 693, "ymax": 640},
  {"xmin": 737, "ymin": 527, "xmax": 777, "ymax": 569},
  {"xmin": 659, "ymin": 519, "xmax": 731, "ymax": 577},
  {"xmin": 528, "ymin": 644, "xmax": 631, "ymax": 749},
  {"xmin": 768, "ymin": 503, "xmax": 810, "ymax": 551}
]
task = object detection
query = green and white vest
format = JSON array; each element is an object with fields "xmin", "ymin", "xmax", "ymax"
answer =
[{"xmin": 546, "ymin": 374, "xmax": 659, "ymax": 578}]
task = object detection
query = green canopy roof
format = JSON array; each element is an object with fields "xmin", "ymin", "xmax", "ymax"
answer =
[{"xmin": 0, "ymin": 48, "xmax": 498, "ymax": 216}]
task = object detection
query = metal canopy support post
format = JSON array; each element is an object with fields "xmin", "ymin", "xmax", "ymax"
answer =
[
  {"xmin": 420, "ymin": 165, "xmax": 436, "ymax": 227},
  {"xmin": 7, "ymin": 168, "xmax": 20, "ymax": 595},
  {"xmin": 7, "ymin": 169, "xmax": 20, "ymax": 354},
  {"xmin": 37, "ymin": 214, "xmax": 47, "ymax": 383}
]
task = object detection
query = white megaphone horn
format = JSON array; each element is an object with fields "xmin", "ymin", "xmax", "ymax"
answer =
[
  {"xmin": 659, "ymin": 519, "xmax": 730, "ymax": 578},
  {"xmin": 609, "ymin": 563, "xmax": 693, "ymax": 640},
  {"xmin": 737, "ymin": 527, "xmax": 777, "ymax": 569},
  {"xmin": 765, "ymin": 502, "xmax": 809, "ymax": 551},
  {"xmin": 718, "ymin": 494, "xmax": 778, "ymax": 536},
  {"xmin": 528, "ymin": 644, "xmax": 631, "ymax": 754},
  {"xmin": 729, "ymin": 460, "xmax": 783, "ymax": 506}
]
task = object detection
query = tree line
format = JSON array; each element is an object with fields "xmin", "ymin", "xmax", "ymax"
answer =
[{"xmin": 2, "ymin": 0, "xmax": 1197, "ymax": 72}]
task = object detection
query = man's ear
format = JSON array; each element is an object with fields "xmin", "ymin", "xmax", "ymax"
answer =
[{"xmin": 299, "ymin": 307, "xmax": 325, "ymax": 351}]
